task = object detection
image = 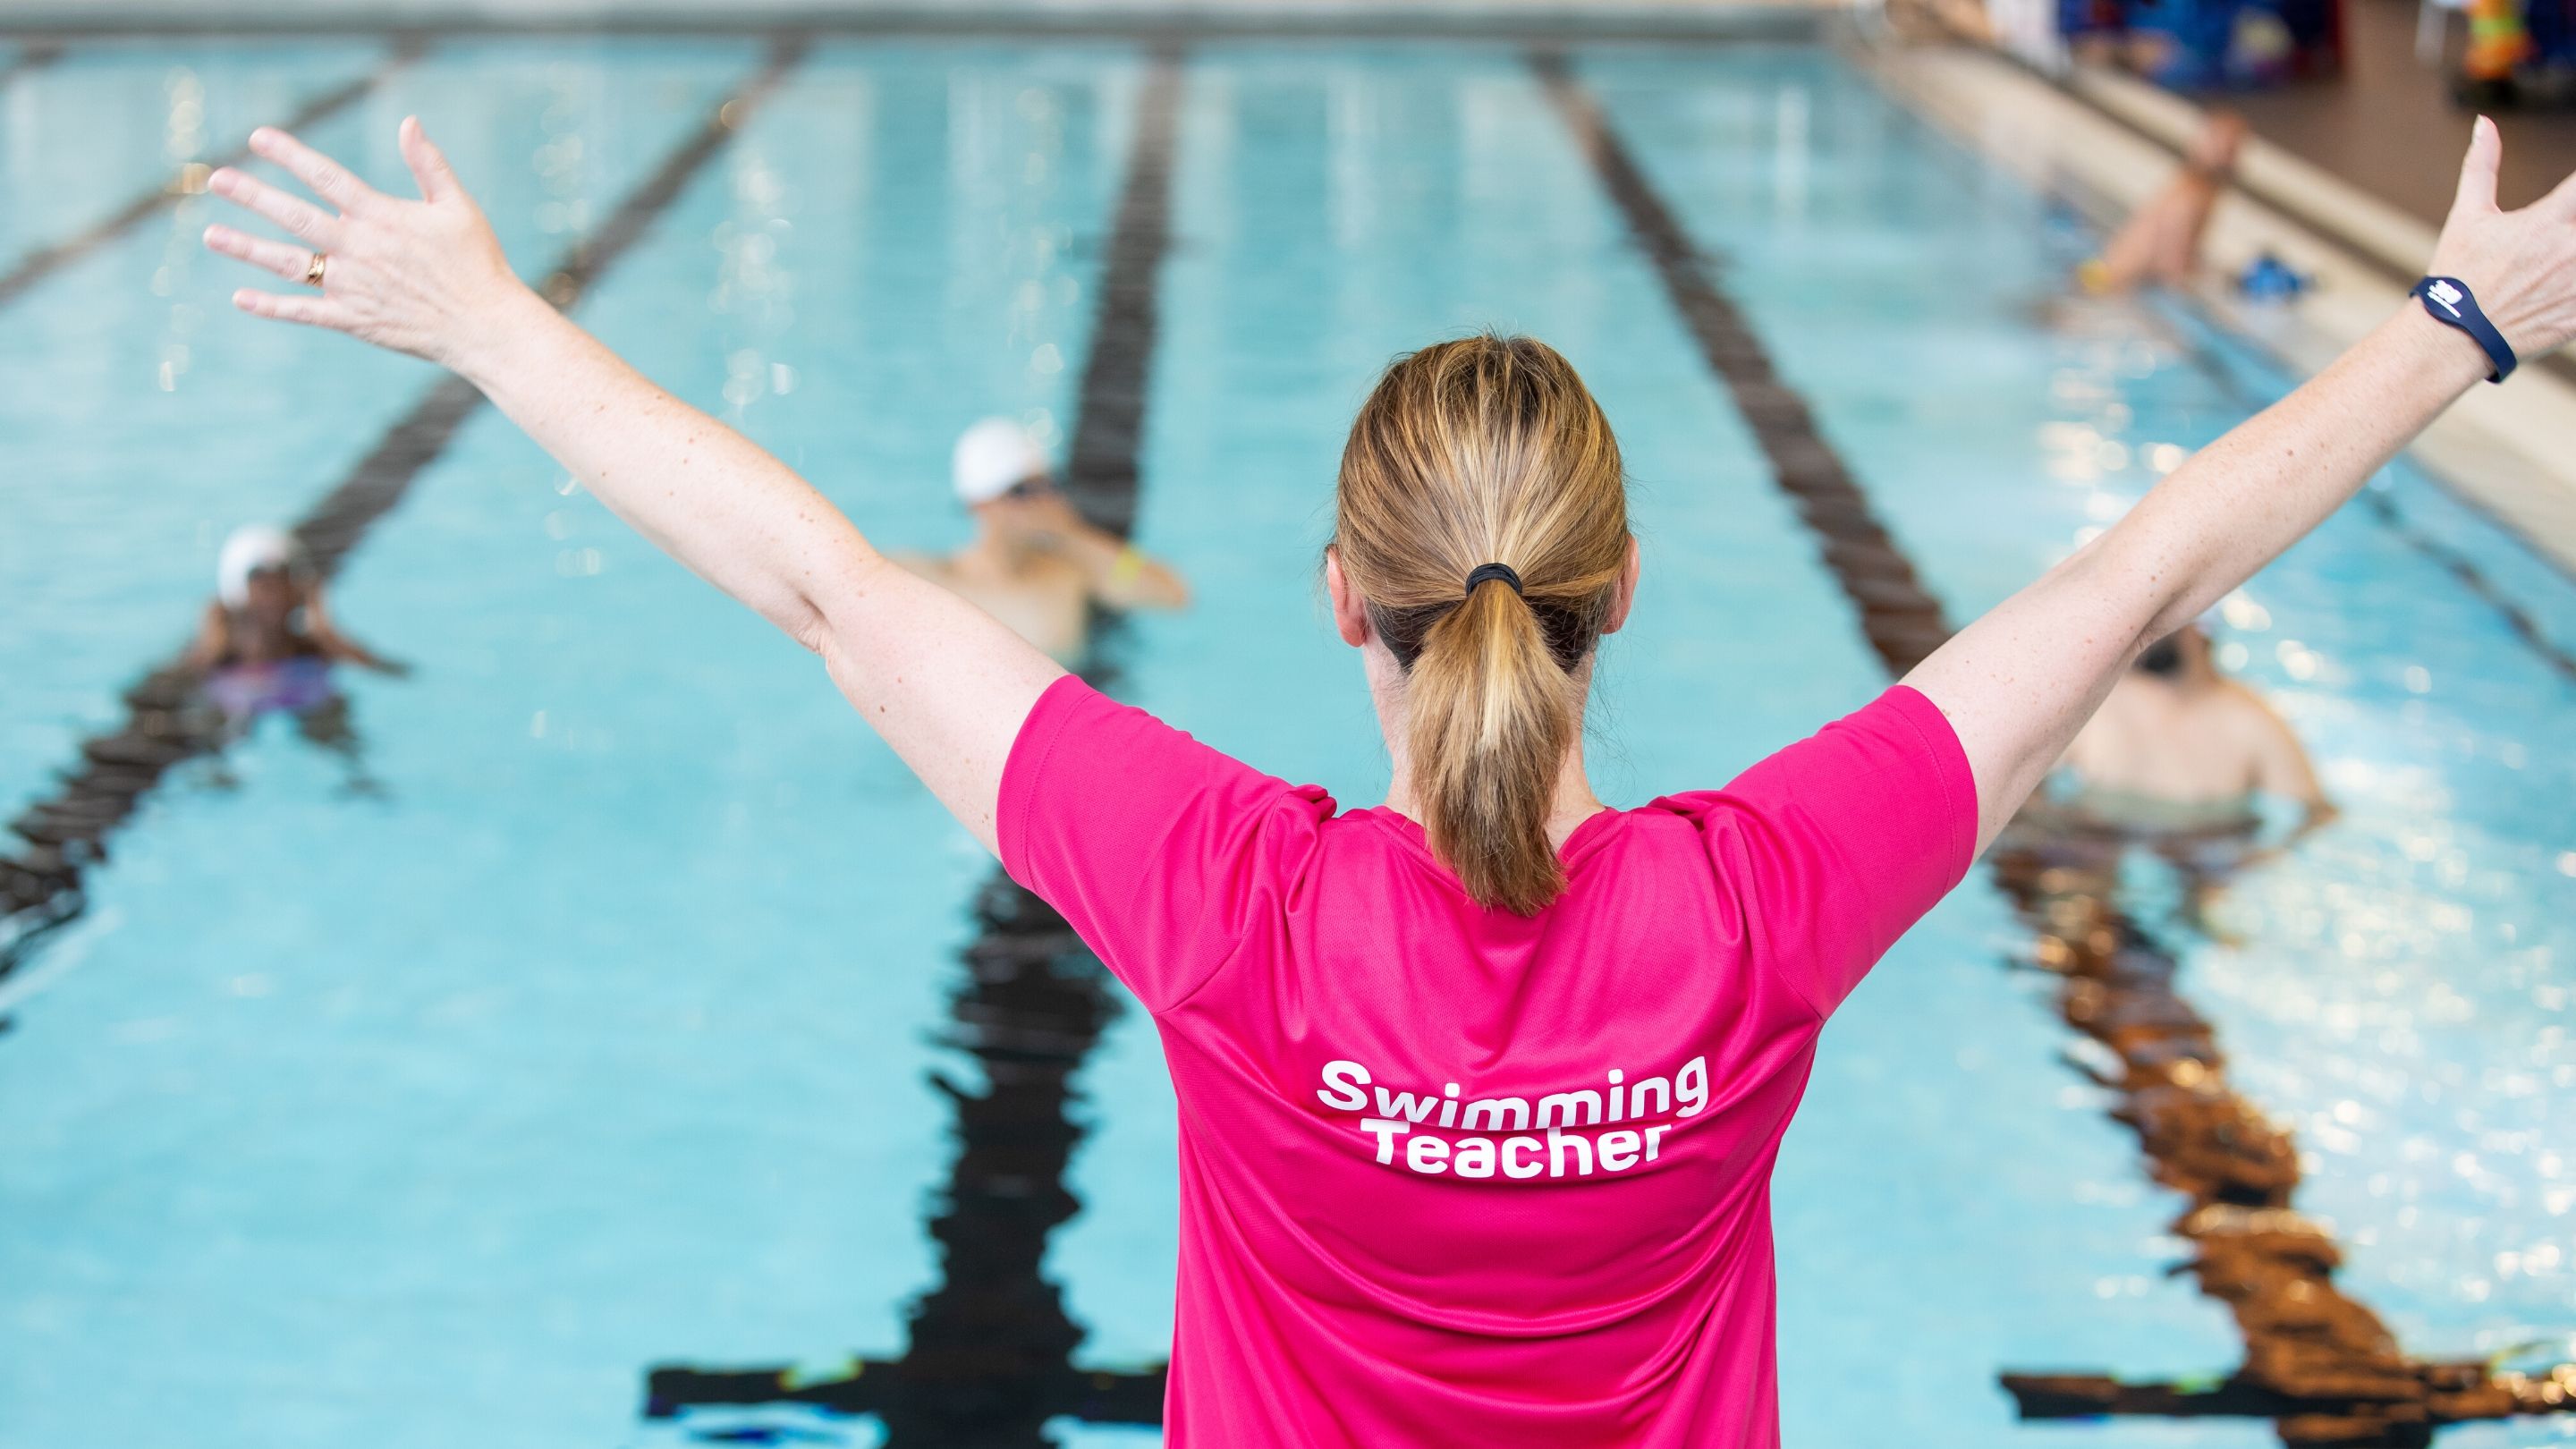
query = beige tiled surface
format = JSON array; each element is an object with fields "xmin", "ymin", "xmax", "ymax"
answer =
[{"xmin": 1861, "ymin": 40, "xmax": 2576, "ymax": 578}]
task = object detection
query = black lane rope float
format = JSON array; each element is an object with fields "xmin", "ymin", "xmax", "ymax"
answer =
[
  {"xmin": 642, "ymin": 47, "xmax": 1187, "ymax": 1447},
  {"xmin": 1533, "ymin": 48, "xmax": 2575, "ymax": 1449},
  {"xmin": 0, "ymin": 37, "xmax": 812, "ymax": 987},
  {"xmin": 0, "ymin": 38, "xmax": 426, "ymax": 313}
]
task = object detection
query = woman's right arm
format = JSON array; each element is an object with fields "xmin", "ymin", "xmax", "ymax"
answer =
[{"xmin": 204, "ymin": 121, "xmax": 1063, "ymax": 852}]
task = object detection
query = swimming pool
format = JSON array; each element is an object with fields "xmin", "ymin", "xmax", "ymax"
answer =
[{"xmin": 0, "ymin": 31, "xmax": 2569, "ymax": 1449}]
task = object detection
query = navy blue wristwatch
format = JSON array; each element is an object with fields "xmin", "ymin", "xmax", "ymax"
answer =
[{"xmin": 2411, "ymin": 275, "xmax": 2517, "ymax": 383}]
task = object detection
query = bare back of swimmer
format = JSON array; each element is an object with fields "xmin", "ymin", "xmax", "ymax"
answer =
[{"xmin": 2058, "ymin": 621, "xmax": 2333, "ymax": 833}]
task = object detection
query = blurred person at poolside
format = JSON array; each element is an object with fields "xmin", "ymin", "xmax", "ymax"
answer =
[
  {"xmin": 2075, "ymin": 111, "xmax": 2250, "ymax": 296},
  {"xmin": 185, "ymin": 524, "xmax": 404, "ymax": 790},
  {"xmin": 891, "ymin": 418, "xmax": 1191, "ymax": 659}
]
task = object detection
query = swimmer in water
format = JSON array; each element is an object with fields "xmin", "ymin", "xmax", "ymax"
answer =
[
  {"xmin": 186, "ymin": 525, "xmax": 404, "ymax": 697},
  {"xmin": 2074, "ymin": 112, "xmax": 2249, "ymax": 296},
  {"xmin": 891, "ymin": 419, "xmax": 1191, "ymax": 659},
  {"xmin": 2054, "ymin": 618, "xmax": 2334, "ymax": 937},
  {"xmin": 185, "ymin": 525, "xmax": 403, "ymax": 791},
  {"xmin": 2058, "ymin": 618, "xmax": 2333, "ymax": 834}
]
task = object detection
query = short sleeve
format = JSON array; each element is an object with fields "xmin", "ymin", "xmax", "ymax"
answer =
[
  {"xmin": 1655, "ymin": 685, "xmax": 1977, "ymax": 1018},
  {"xmin": 998, "ymin": 676, "xmax": 1328, "ymax": 1013}
]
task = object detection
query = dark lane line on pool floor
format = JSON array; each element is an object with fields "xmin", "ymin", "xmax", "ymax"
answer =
[
  {"xmin": 643, "ymin": 47, "xmax": 1185, "ymax": 1448},
  {"xmin": 1533, "ymin": 50, "xmax": 2573, "ymax": 1448},
  {"xmin": 0, "ymin": 37, "xmax": 812, "ymax": 989},
  {"xmin": 0, "ymin": 38, "xmax": 425, "ymax": 314},
  {"xmin": 2349, "ymin": 486, "xmax": 2576, "ymax": 687}
]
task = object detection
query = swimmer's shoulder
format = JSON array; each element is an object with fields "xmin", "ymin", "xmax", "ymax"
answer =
[{"xmin": 2204, "ymin": 678, "xmax": 2294, "ymax": 739}]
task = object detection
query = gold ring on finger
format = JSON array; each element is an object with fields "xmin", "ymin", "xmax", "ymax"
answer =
[{"xmin": 302, "ymin": 251, "xmax": 329, "ymax": 287}]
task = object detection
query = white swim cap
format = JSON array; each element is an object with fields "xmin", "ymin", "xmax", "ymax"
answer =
[
  {"xmin": 217, "ymin": 524, "xmax": 302, "ymax": 608},
  {"xmin": 952, "ymin": 418, "xmax": 1048, "ymax": 505}
]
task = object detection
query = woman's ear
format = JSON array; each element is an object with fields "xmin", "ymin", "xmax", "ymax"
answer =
[
  {"xmin": 1601, "ymin": 536, "xmax": 1642, "ymax": 636},
  {"xmin": 1325, "ymin": 547, "xmax": 1371, "ymax": 648}
]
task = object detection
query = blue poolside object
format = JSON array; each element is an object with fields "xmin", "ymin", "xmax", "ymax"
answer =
[
  {"xmin": 0, "ymin": 37, "xmax": 2570, "ymax": 1449},
  {"xmin": 2237, "ymin": 249, "xmax": 2309, "ymax": 299}
]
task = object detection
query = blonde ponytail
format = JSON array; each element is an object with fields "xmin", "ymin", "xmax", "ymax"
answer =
[{"xmin": 1333, "ymin": 335, "xmax": 1630, "ymax": 915}]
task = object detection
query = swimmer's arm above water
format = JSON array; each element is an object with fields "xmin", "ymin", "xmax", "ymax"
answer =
[
  {"xmin": 2238, "ymin": 686, "xmax": 2338, "ymax": 835},
  {"xmin": 1086, "ymin": 537, "xmax": 1191, "ymax": 611},
  {"xmin": 182, "ymin": 603, "xmax": 232, "ymax": 673},
  {"xmin": 302, "ymin": 585, "xmax": 408, "ymax": 675},
  {"xmin": 201, "ymin": 122, "xmax": 1062, "ymax": 854},
  {"xmin": 1906, "ymin": 118, "xmax": 2576, "ymax": 859},
  {"xmin": 1001, "ymin": 492, "xmax": 1192, "ymax": 610}
]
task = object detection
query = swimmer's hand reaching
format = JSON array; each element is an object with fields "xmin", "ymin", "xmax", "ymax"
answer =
[{"xmin": 203, "ymin": 120, "xmax": 1067, "ymax": 856}]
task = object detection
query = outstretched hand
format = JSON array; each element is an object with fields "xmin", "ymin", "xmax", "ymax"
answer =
[
  {"xmin": 203, "ymin": 119, "xmax": 531, "ymax": 372},
  {"xmin": 2429, "ymin": 117, "xmax": 2576, "ymax": 359}
]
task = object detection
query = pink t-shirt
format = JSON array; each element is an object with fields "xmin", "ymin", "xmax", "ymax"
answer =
[{"xmin": 999, "ymin": 676, "xmax": 1977, "ymax": 1447}]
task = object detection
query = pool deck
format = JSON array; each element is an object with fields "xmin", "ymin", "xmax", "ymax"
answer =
[
  {"xmin": 1861, "ymin": 37, "xmax": 2576, "ymax": 585},
  {"xmin": 2219, "ymin": 0, "xmax": 2576, "ymax": 225}
]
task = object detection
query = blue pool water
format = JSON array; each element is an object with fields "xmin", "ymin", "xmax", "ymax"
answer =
[{"xmin": 1, "ymin": 35, "xmax": 2570, "ymax": 1449}]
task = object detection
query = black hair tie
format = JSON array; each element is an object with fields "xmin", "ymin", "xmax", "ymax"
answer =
[{"xmin": 1464, "ymin": 562, "xmax": 1524, "ymax": 597}]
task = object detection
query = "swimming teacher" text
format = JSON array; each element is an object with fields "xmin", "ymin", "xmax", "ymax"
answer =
[{"xmin": 1314, "ymin": 1056, "xmax": 1709, "ymax": 1180}]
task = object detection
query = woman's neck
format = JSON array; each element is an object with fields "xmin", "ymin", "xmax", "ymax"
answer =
[
  {"xmin": 1379, "ymin": 743, "xmax": 1607, "ymax": 848},
  {"xmin": 1364, "ymin": 645, "xmax": 1608, "ymax": 847}
]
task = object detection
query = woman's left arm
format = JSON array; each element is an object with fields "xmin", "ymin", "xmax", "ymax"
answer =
[
  {"xmin": 1904, "ymin": 119, "xmax": 2576, "ymax": 856},
  {"xmin": 204, "ymin": 121, "xmax": 1063, "ymax": 852}
]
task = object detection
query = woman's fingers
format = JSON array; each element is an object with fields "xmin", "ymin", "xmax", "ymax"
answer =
[
  {"xmin": 230, "ymin": 287, "xmax": 360, "ymax": 333},
  {"xmin": 207, "ymin": 165, "xmax": 343, "ymax": 249},
  {"xmin": 246, "ymin": 126, "xmax": 378, "ymax": 212},
  {"xmin": 204, "ymin": 118, "xmax": 521, "ymax": 364},
  {"xmin": 202, "ymin": 224, "xmax": 319, "ymax": 284},
  {"xmin": 397, "ymin": 115, "xmax": 459, "ymax": 203},
  {"xmin": 2452, "ymin": 115, "xmax": 2501, "ymax": 219}
]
